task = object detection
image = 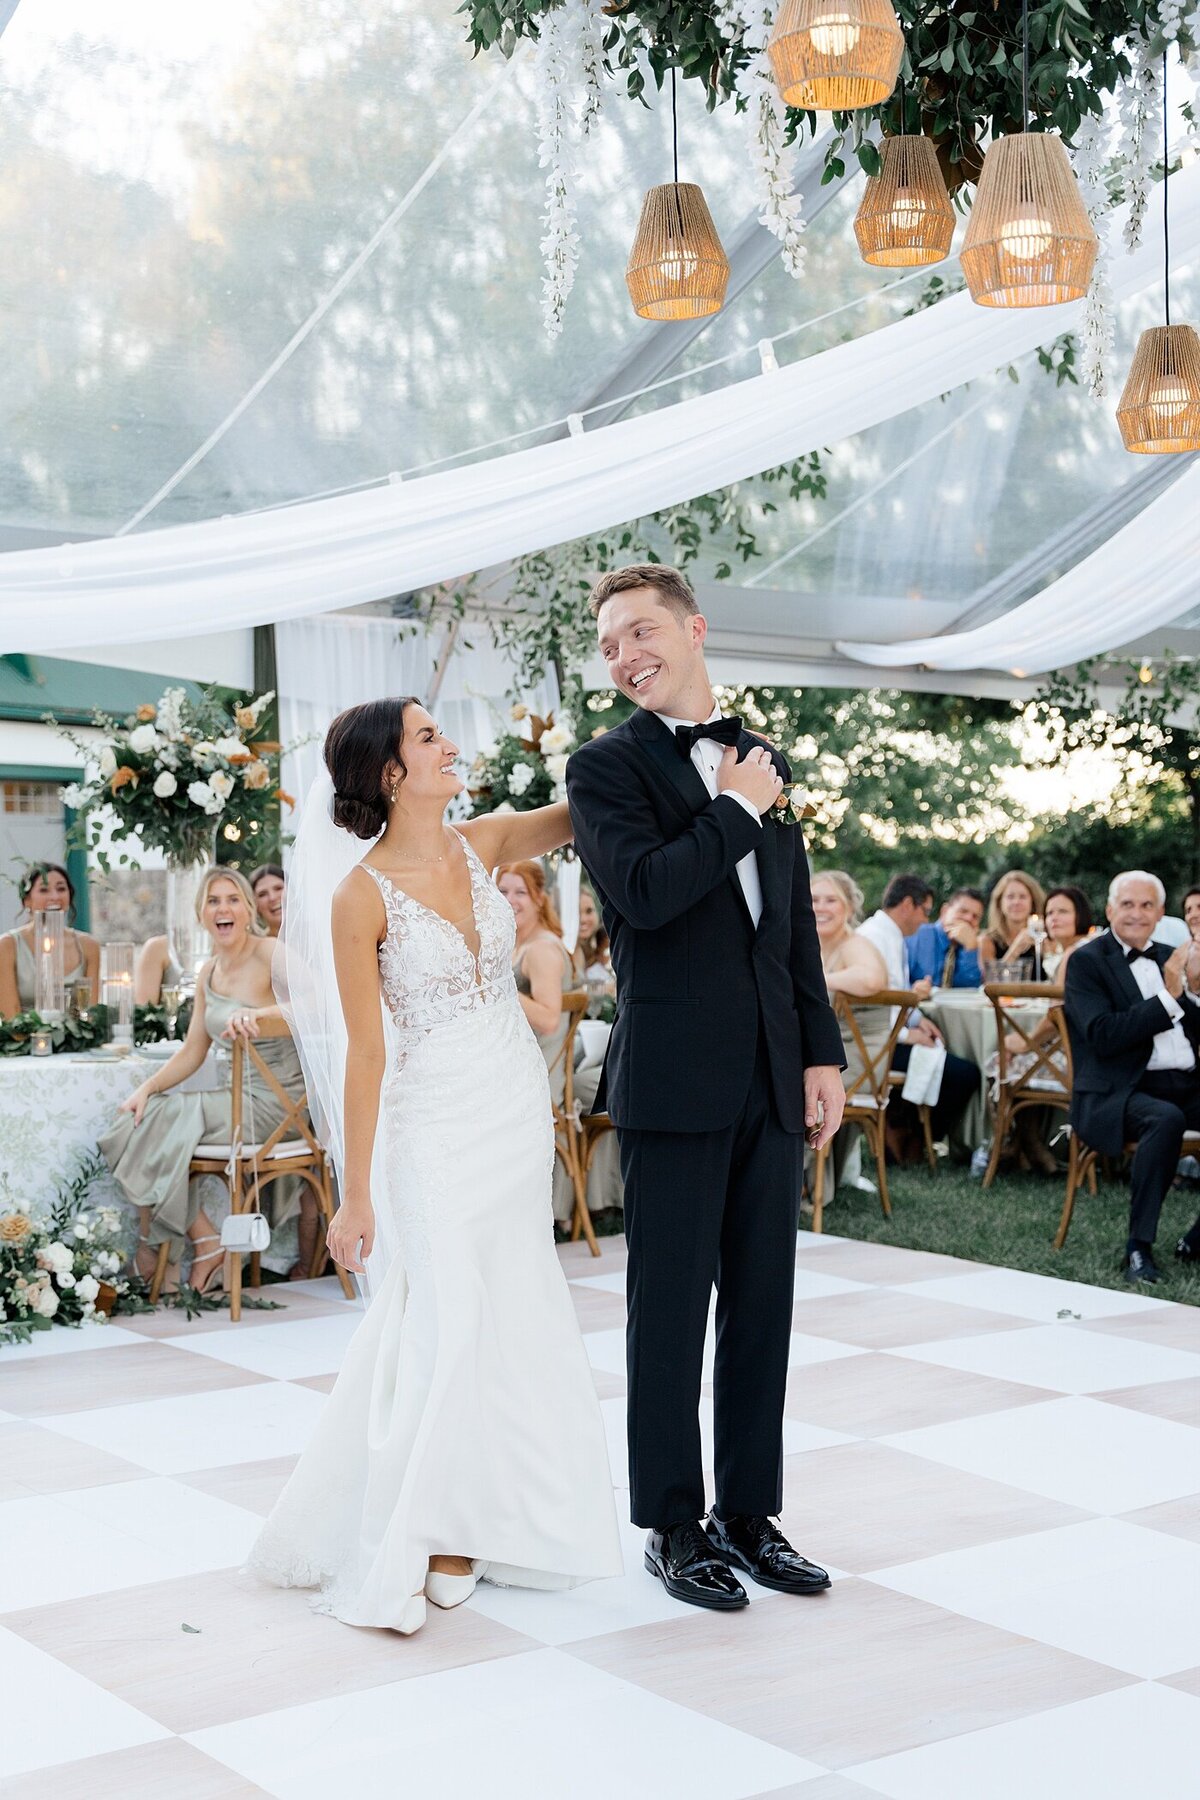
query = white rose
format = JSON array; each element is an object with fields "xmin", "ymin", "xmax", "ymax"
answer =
[
  {"xmin": 99, "ymin": 746, "xmax": 117, "ymax": 778},
  {"xmin": 75, "ymin": 1274, "xmax": 100, "ymax": 1303},
  {"xmin": 209, "ymin": 770, "xmax": 235, "ymax": 800},
  {"xmin": 153, "ymin": 770, "xmax": 178, "ymax": 798},
  {"xmin": 57, "ymin": 1271, "xmax": 76, "ymax": 1290},
  {"xmin": 99, "ymin": 1250, "xmax": 121, "ymax": 1274},
  {"xmin": 190, "ymin": 741, "xmax": 217, "ymax": 766},
  {"xmin": 127, "ymin": 724, "xmax": 160, "ymax": 754},
  {"xmin": 37, "ymin": 1241, "xmax": 73, "ymax": 1276},
  {"xmin": 34, "ymin": 1286, "xmax": 60, "ymax": 1318},
  {"xmin": 212, "ymin": 736, "xmax": 243, "ymax": 760},
  {"xmin": 544, "ymin": 752, "xmax": 570, "ymax": 783},
  {"xmin": 507, "ymin": 763, "xmax": 535, "ymax": 797},
  {"xmin": 187, "ymin": 779, "xmax": 224, "ymax": 815},
  {"xmin": 73, "ymin": 1220, "xmax": 90, "ymax": 1241},
  {"xmin": 540, "ymin": 725, "xmax": 572, "ymax": 755}
]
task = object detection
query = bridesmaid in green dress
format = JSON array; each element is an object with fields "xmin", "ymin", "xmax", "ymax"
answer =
[
  {"xmin": 0, "ymin": 863, "xmax": 99, "ymax": 1017},
  {"xmin": 100, "ymin": 866, "xmax": 315, "ymax": 1294}
]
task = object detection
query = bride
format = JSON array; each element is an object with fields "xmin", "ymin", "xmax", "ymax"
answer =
[{"xmin": 249, "ymin": 696, "xmax": 622, "ymax": 1633}]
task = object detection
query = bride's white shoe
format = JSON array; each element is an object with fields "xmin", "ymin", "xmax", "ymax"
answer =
[
  {"xmin": 425, "ymin": 1560, "xmax": 482, "ymax": 1610},
  {"xmin": 395, "ymin": 1593, "xmax": 427, "ymax": 1635}
]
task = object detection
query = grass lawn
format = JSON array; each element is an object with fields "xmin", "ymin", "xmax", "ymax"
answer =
[{"xmin": 819, "ymin": 1164, "xmax": 1200, "ymax": 1308}]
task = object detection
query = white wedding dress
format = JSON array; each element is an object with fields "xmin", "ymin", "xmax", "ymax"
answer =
[{"xmin": 249, "ymin": 829, "xmax": 622, "ymax": 1629}]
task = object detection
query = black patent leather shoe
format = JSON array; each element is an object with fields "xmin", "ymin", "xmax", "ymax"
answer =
[
  {"xmin": 705, "ymin": 1513, "xmax": 832, "ymax": 1595},
  {"xmin": 644, "ymin": 1521, "xmax": 750, "ymax": 1611},
  {"xmin": 1123, "ymin": 1248, "xmax": 1161, "ymax": 1284}
]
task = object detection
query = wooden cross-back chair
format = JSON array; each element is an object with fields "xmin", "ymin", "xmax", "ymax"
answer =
[
  {"xmin": 149, "ymin": 1020, "xmax": 354, "ymax": 1320},
  {"xmin": 547, "ymin": 991, "xmax": 600, "ymax": 1258},
  {"xmin": 980, "ymin": 983, "xmax": 1068, "ymax": 1189},
  {"xmin": 812, "ymin": 990, "xmax": 922, "ymax": 1234}
]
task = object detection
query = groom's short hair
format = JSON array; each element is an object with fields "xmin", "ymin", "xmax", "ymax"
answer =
[{"xmin": 588, "ymin": 563, "xmax": 699, "ymax": 622}]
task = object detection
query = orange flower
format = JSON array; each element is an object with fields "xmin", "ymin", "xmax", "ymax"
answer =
[
  {"xmin": 275, "ymin": 788, "xmax": 295, "ymax": 809},
  {"xmin": 243, "ymin": 760, "xmax": 270, "ymax": 790},
  {"xmin": 227, "ymin": 750, "xmax": 253, "ymax": 765},
  {"xmin": 136, "ymin": 703, "xmax": 157, "ymax": 722},
  {"xmin": 0, "ymin": 1214, "xmax": 31, "ymax": 1244},
  {"xmin": 110, "ymin": 766, "xmax": 139, "ymax": 793},
  {"xmin": 250, "ymin": 740, "xmax": 280, "ymax": 755},
  {"xmin": 234, "ymin": 706, "xmax": 257, "ymax": 731}
]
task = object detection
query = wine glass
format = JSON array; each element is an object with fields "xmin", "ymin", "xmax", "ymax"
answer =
[
  {"xmin": 1027, "ymin": 914, "xmax": 1047, "ymax": 983},
  {"xmin": 161, "ymin": 984, "xmax": 182, "ymax": 1042}
]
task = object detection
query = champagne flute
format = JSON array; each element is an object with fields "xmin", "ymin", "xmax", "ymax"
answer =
[
  {"xmin": 1027, "ymin": 914, "xmax": 1046, "ymax": 983},
  {"xmin": 161, "ymin": 984, "xmax": 182, "ymax": 1042}
]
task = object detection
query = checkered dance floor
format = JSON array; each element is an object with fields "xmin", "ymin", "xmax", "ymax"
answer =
[{"xmin": 2, "ymin": 1233, "xmax": 1199, "ymax": 1798}]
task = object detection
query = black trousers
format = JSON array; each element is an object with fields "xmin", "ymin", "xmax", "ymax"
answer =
[
  {"xmin": 1123, "ymin": 1069, "xmax": 1200, "ymax": 1245},
  {"xmin": 891, "ymin": 1042, "xmax": 980, "ymax": 1142},
  {"xmin": 615, "ymin": 1033, "xmax": 803, "ymax": 1530}
]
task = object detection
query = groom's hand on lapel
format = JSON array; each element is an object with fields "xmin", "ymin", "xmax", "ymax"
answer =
[
  {"xmin": 804, "ymin": 1065, "xmax": 845, "ymax": 1149},
  {"xmin": 716, "ymin": 744, "xmax": 783, "ymax": 815}
]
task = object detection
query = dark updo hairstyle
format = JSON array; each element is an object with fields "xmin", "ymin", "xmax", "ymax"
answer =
[
  {"xmin": 1044, "ymin": 884, "xmax": 1093, "ymax": 939},
  {"xmin": 20, "ymin": 861, "xmax": 77, "ymax": 922},
  {"xmin": 324, "ymin": 696, "xmax": 420, "ymax": 840}
]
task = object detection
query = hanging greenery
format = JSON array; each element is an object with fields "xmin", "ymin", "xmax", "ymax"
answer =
[{"xmin": 462, "ymin": 3, "xmax": 1194, "ymax": 193}]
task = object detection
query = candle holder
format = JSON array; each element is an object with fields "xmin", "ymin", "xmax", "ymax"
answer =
[
  {"xmin": 33, "ymin": 910, "xmax": 66, "ymax": 1021},
  {"xmin": 30, "ymin": 1024, "xmax": 54, "ymax": 1057},
  {"xmin": 101, "ymin": 942, "xmax": 135, "ymax": 1050}
]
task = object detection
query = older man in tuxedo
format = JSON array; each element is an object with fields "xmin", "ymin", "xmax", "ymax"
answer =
[{"xmin": 1064, "ymin": 870, "xmax": 1200, "ymax": 1283}]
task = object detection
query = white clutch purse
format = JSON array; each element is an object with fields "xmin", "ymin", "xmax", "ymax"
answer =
[{"xmin": 220, "ymin": 1211, "xmax": 271, "ymax": 1253}]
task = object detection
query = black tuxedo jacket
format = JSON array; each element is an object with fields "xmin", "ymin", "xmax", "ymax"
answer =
[
  {"xmin": 1064, "ymin": 931, "xmax": 1200, "ymax": 1155},
  {"xmin": 565, "ymin": 709, "xmax": 843, "ymax": 1135}
]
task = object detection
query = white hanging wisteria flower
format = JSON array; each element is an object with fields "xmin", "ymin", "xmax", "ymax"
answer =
[
  {"xmin": 715, "ymin": 1, "xmax": 806, "ymax": 280},
  {"xmin": 1072, "ymin": 112, "xmax": 1116, "ymax": 398},
  {"xmin": 577, "ymin": 0, "xmax": 604, "ymax": 137},
  {"xmin": 533, "ymin": 2, "xmax": 581, "ymax": 337},
  {"xmin": 1118, "ymin": 35, "xmax": 1161, "ymax": 254},
  {"xmin": 155, "ymin": 686, "xmax": 187, "ymax": 740}
]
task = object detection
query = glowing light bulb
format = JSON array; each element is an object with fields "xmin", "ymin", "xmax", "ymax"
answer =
[
  {"xmin": 809, "ymin": 9, "xmax": 860, "ymax": 56},
  {"xmin": 997, "ymin": 215, "xmax": 1054, "ymax": 262},
  {"xmin": 658, "ymin": 245, "xmax": 699, "ymax": 285},
  {"xmin": 889, "ymin": 187, "xmax": 928, "ymax": 234},
  {"xmin": 1138, "ymin": 663, "xmax": 1155, "ymax": 684},
  {"xmin": 1147, "ymin": 374, "xmax": 1189, "ymax": 420}
]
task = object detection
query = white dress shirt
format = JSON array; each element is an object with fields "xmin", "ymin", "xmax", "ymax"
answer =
[
  {"xmin": 1111, "ymin": 932, "xmax": 1197, "ymax": 1072},
  {"xmin": 655, "ymin": 707, "xmax": 763, "ymax": 928},
  {"xmin": 857, "ymin": 909, "xmax": 907, "ymax": 1031}
]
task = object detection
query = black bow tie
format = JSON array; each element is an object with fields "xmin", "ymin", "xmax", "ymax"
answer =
[
  {"xmin": 1126, "ymin": 946, "xmax": 1158, "ymax": 963},
  {"xmin": 674, "ymin": 715, "xmax": 743, "ymax": 759}
]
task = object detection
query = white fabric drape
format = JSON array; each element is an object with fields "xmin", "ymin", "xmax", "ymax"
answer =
[
  {"xmin": 836, "ymin": 459, "xmax": 1200, "ymax": 674},
  {"xmin": 276, "ymin": 614, "xmax": 558, "ymax": 842},
  {"xmin": 5, "ymin": 165, "xmax": 1198, "ymax": 656}
]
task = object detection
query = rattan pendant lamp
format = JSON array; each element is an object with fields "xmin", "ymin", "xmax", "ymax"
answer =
[
  {"xmin": 1117, "ymin": 53, "xmax": 1200, "ymax": 453},
  {"xmin": 853, "ymin": 24, "xmax": 953, "ymax": 268},
  {"xmin": 961, "ymin": 0, "xmax": 1097, "ymax": 307},
  {"xmin": 768, "ymin": 0, "xmax": 904, "ymax": 111},
  {"xmin": 626, "ymin": 68, "xmax": 730, "ymax": 321}
]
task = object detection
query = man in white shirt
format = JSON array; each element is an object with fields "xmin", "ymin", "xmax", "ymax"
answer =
[
  {"xmin": 1064, "ymin": 870, "xmax": 1200, "ymax": 1282},
  {"xmin": 858, "ymin": 874, "xmax": 981, "ymax": 1157}
]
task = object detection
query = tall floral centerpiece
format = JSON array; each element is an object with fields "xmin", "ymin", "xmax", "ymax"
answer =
[
  {"xmin": 57, "ymin": 687, "xmax": 291, "ymax": 990},
  {"xmin": 468, "ymin": 705, "xmax": 577, "ymax": 815}
]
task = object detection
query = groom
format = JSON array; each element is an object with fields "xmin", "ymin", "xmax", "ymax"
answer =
[{"xmin": 566, "ymin": 563, "xmax": 845, "ymax": 1610}]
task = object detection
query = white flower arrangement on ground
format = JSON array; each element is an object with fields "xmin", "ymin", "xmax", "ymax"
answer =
[
  {"xmin": 468, "ymin": 705, "xmax": 579, "ymax": 815},
  {"xmin": 52, "ymin": 686, "xmax": 293, "ymax": 869},
  {"xmin": 0, "ymin": 1163, "xmax": 136, "ymax": 1346}
]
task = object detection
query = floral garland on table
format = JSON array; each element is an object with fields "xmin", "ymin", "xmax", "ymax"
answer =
[
  {"xmin": 0, "ymin": 1007, "xmax": 110, "ymax": 1058},
  {"xmin": 0, "ymin": 1156, "xmax": 148, "ymax": 1347},
  {"xmin": 468, "ymin": 705, "xmax": 578, "ymax": 815},
  {"xmin": 54, "ymin": 686, "xmax": 292, "ymax": 871}
]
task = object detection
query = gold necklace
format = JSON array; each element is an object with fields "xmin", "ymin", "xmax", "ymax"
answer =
[{"xmin": 374, "ymin": 830, "xmax": 451, "ymax": 868}]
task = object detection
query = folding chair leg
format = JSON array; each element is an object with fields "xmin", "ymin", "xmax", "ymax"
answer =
[
  {"xmin": 149, "ymin": 1242, "xmax": 172, "ymax": 1306},
  {"xmin": 982, "ymin": 1093, "xmax": 1009, "ymax": 1189},
  {"xmin": 1055, "ymin": 1140, "xmax": 1085, "ymax": 1249},
  {"xmin": 812, "ymin": 1146, "xmax": 827, "ymax": 1234},
  {"xmin": 573, "ymin": 1182, "xmax": 601, "ymax": 1258},
  {"xmin": 920, "ymin": 1104, "xmax": 937, "ymax": 1173},
  {"xmin": 872, "ymin": 1121, "xmax": 893, "ymax": 1218}
]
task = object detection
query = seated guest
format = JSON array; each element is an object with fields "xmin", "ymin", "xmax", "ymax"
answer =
[
  {"xmin": 249, "ymin": 863, "xmax": 286, "ymax": 938},
  {"xmin": 0, "ymin": 862, "xmax": 99, "ymax": 1017},
  {"xmin": 1040, "ymin": 886, "xmax": 1092, "ymax": 980},
  {"xmin": 134, "ymin": 934, "xmax": 181, "ymax": 1007},
  {"xmin": 574, "ymin": 882, "xmax": 611, "ymax": 980},
  {"xmin": 812, "ymin": 871, "xmax": 888, "ymax": 1193},
  {"xmin": 1181, "ymin": 886, "xmax": 1200, "ymax": 945},
  {"xmin": 100, "ymin": 867, "xmax": 319, "ymax": 1293},
  {"xmin": 1064, "ymin": 869, "xmax": 1200, "ymax": 1283},
  {"xmin": 858, "ymin": 874, "xmax": 981, "ymax": 1158},
  {"xmin": 979, "ymin": 869, "xmax": 1047, "ymax": 975},
  {"xmin": 498, "ymin": 860, "xmax": 621, "ymax": 1223},
  {"xmin": 907, "ymin": 887, "xmax": 986, "ymax": 988}
]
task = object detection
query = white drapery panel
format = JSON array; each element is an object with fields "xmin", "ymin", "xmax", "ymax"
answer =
[
  {"xmin": 4, "ymin": 167, "xmax": 1198, "ymax": 656},
  {"xmin": 276, "ymin": 614, "xmax": 558, "ymax": 838},
  {"xmin": 836, "ymin": 460, "xmax": 1200, "ymax": 674}
]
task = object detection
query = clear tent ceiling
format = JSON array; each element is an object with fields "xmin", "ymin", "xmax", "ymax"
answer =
[{"xmin": 2, "ymin": 0, "xmax": 1197, "ymax": 661}]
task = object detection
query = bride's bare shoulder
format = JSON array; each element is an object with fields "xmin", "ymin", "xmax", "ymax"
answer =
[{"xmin": 332, "ymin": 863, "xmax": 386, "ymax": 922}]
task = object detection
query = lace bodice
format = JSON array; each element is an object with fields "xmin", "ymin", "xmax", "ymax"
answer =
[{"xmin": 364, "ymin": 830, "xmax": 517, "ymax": 1036}]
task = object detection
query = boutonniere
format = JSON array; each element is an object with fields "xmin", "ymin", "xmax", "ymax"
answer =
[{"xmin": 770, "ymin": 784, "xmax": 816, "ymax": 828}]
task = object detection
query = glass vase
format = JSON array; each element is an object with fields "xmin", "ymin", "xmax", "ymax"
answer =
[{"xmin": 165, "ymin": 838, "xmax": 216, "ymax": 995}]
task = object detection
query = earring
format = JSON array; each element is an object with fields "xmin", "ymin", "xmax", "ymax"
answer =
[{"xmin": 390, "ymin": 782, "xmax": 399, "ymax": 803}]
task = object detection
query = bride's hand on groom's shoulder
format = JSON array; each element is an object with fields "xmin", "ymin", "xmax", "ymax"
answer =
[{"xmin": 326, "ymin": 1201, "xmax": 375, "ymax": 1273}]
